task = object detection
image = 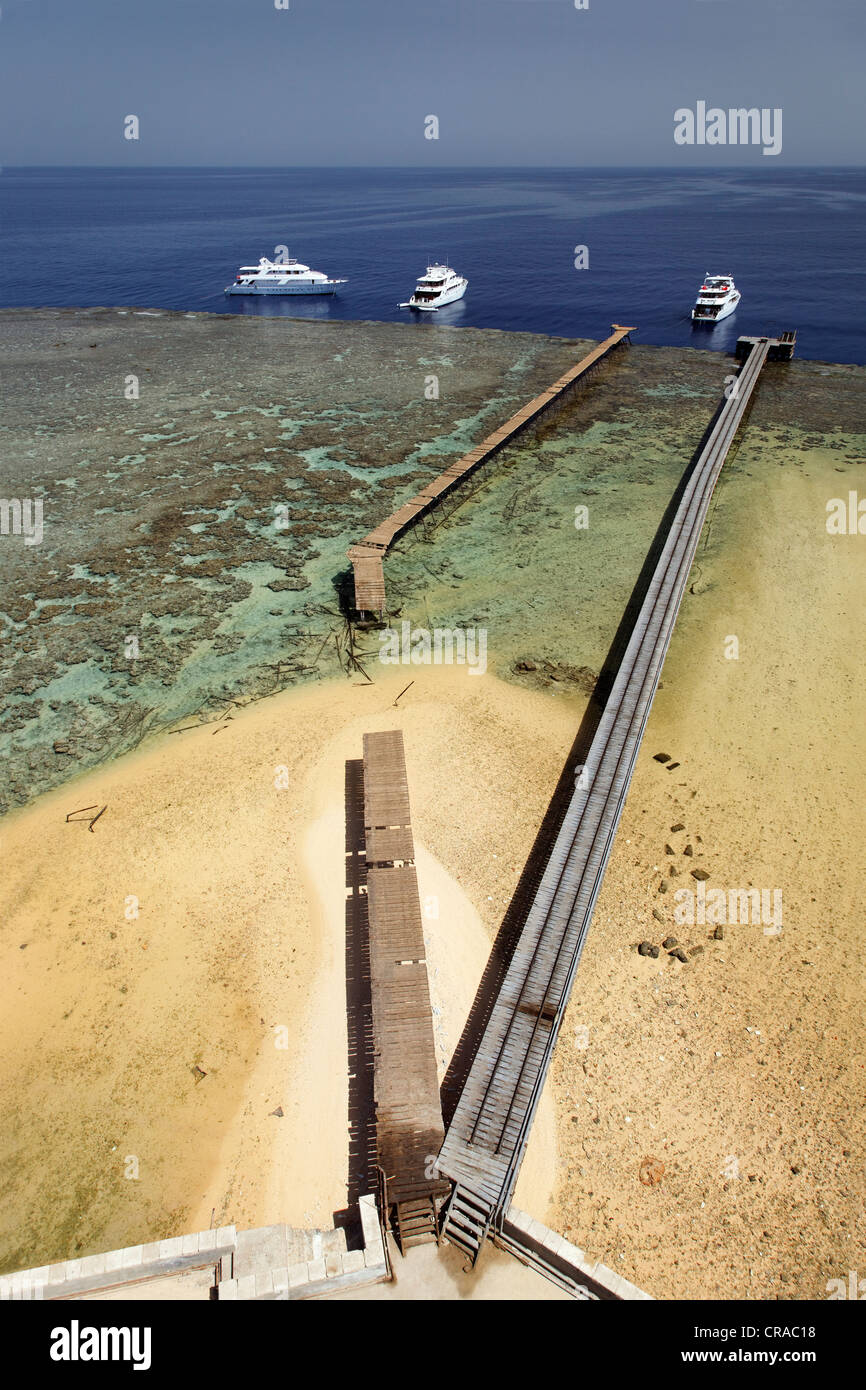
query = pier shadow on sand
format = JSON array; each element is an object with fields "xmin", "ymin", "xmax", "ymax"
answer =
[{"xmin": 440, "ymin": 387, "xmax": 732, "ymax": 1126}]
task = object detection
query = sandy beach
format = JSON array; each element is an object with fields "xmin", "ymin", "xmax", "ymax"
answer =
[
  {"xmin": 2, "ymin": 443, "xmax": 863, "ymax": 1296},
  {"xmin": 0, "ymin": 665, "xmax": 565, "ymax": 1273},
  {"xmin": 551, "ymin": 432, "xmax": 866, "ymax": 1299},
  {"xmin": 0, "ymin": 313, "xmax": 863, "ymax": 1300}
]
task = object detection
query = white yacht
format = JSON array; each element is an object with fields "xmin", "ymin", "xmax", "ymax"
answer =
[
  {"xmin": 400, "ymin": 263, "xmax": 468, "ymax": 311},
  {"xmin": 692, "ymin": 273, "xmax": 741, "ymax": 323},
  {"xmin": 225, "ymin": 256, "xmax": 347, "ymax": 296}
]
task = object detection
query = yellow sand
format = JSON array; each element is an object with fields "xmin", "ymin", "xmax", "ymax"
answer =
[
  {"xmin": 0, "ymin": 446, "xmax": 862, "ymax": 1299},
  {"xmin": 551, "ymin": 451, "xmax": 866, "ymax": 1299},
  {"xmin": 0, "ymin": 666, "xmax": 567, "ymax": 1272}
]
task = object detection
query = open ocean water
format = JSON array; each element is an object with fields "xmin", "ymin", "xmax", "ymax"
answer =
[{"xmin": 1, "ymin": 166, "xmax": 864, "ymax": 363}]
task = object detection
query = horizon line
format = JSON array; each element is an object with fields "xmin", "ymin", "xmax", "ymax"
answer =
[{"xmin": 2, "ymin": 162, "xmax": 865, "ymax": 172}]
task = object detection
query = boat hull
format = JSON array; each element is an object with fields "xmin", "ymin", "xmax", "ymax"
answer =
[
  {"xmin": 692, "ymin": 292, "xmax": 740, "ymax": 323},
  {"xmin": 225, "ymin": 281, "xmax": 344, "ymax": 297},
  {"xmin": 406, "ymin": 281, "xmax": 468, "ymax": 311}
]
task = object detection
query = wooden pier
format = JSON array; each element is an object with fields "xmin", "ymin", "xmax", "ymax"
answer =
[
  {"xmin": 362, "ymin": 730, "xmax": 449, "ymax": 1248},
  {"xmin": 436, "ymin": 336, "xmax": 784, "ymax": 1264},
  {"xmin": 347, "ymin": 325, "xmax": 636, "ymax": 617},
  {"xmin": 736, "ymin": 331, "xmax": 796, "ymax": 361}
]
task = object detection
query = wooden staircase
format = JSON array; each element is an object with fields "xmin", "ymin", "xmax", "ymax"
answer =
[
  {"xmin": 394, "ymin": 1197, "xmax": 439, "ymax": 1252},
  {"xmin": 439, "ymin": 1185, "xmax": 493, "ymax": 1266}
]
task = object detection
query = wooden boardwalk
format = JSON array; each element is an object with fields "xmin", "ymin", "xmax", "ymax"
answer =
[
  {"xmin": 348, "ymin": 325, "xmax": 636, "ymax": 615},
  {"xmin": 437, "ymin": 337, "xmax": 780, "ymax": 1263},
  {"xmin": 362, "ymin": 731, "xmax": 449, "ymax": 1245}
]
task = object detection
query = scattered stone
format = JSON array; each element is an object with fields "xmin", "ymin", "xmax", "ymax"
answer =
[
  {"xmin": 666, "ymin": 762, "xmax": 681, "ymax": 771},
  {"xmin": 669, "ymin": 946, "xmax": 689, "ymax": 963},
  {"xmin": 668, "ymin": 865, "xmax": 679, "ymax": 876},
  {"xmin": 652, "ymin": 908, "xmax": 665, "ymax": 923},
  {"xmin": 53, "ymin": 741, "xmax": 71, "ymax": 754},
  {"xmin": 664, "ymin": 844, "xmax": 675, "ymax": 855},
  {"xmin": 638, "ymin": 940, "xmax": 659, "ymax": 957},
  {"xmin": 639, "ymin": 1156, "xmax": 665, "ymax": 1187},
  {"xmin": 191, "ymin": 1065, "xmax": 207, "ymax": 1083},
  {"xmin": 683, "ymin": 844, "xmax": 693, "ymax": 856},
  {"xmin": 662, "ymin": 936, "xmax": 678, "ymax": 949},
  {"xmin": 689, "ymin": 945, "xmax": 705, "ymax": 957},
  {"xmin": 658, "ymin": 880, "xmax": 668, "ymax": 894},
  {"xmin": 691, "ymin": 867, "xmax": 711, "ymax": 881},
  {"xmin": 515, "ymin": 658, "xmax": 596, "ymax": 691},
  {"xmin": 713, "ymin": 925, "xmax": 725, "ymax": 941},
  {"xmin": 653, "ymin": 753, "xmax": 671, "ymax": 763},
  {"xmin": 671, "ymin": 823, "xmax": 685, "ymax": 833},
  {"xmin": 269, "ymin": 1106, "xmax": 284, "ymax": 1118}
]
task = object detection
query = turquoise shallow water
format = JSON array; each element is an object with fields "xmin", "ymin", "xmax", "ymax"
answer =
[{"xmin": 1, "ymin": 308, "xmax": 863, "ymax": 814}]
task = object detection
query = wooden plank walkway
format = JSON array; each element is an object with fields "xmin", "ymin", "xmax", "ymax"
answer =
[
  {"xmin": 362, "ymin": 731, "xmax": 449, "ymax": 1218},
  {"xmin": 348, "ymin": 325, "xmax": 636, "ymax": 615},
  {"xmin": 437, "ymin": 338, "xmax": 777, "ymax": 1263}
]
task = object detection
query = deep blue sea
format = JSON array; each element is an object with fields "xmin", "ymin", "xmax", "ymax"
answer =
[{"xmin": 2, "ymin": 167, "xmax": 864, "ymax": 363}]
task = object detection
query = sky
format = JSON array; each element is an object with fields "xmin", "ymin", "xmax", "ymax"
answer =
[{"xmin": 0, "ymin": 0, "xmax": 863, "ymax": 166}]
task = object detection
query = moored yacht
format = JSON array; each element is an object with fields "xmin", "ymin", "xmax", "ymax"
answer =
[
  {"xmin": 225, "ymin": 256, "xmax": 347, "ymax": 296},
  {"xmin": 400, "ymin": 263, "xmax": 468, "ymax": 311},
  {"xmin": 692, "ymin": 273, "xmax": 741, "ymax": 323}
]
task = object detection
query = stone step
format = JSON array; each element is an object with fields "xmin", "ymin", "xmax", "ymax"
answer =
[{"xmin": 234, "ymin": 1223, "xmax": 348, "ymax": 1279}]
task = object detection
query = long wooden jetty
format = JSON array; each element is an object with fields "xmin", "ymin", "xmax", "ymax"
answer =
[
  {"xmin": 362, "ymin": 730, "xmax": 450, "ymax": 1249},
  {"xmin": 347, "ymin": 325, "xmax": 636, "ymax": 617},
  {"xmin": 436, "ymin": 335, "xmax": 791, "ymax": 1263}
]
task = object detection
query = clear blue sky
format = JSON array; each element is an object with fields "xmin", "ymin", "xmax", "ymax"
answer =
[{"xmin": 0, "ymin": 0, "xmax": 863, "ymax": 165}]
